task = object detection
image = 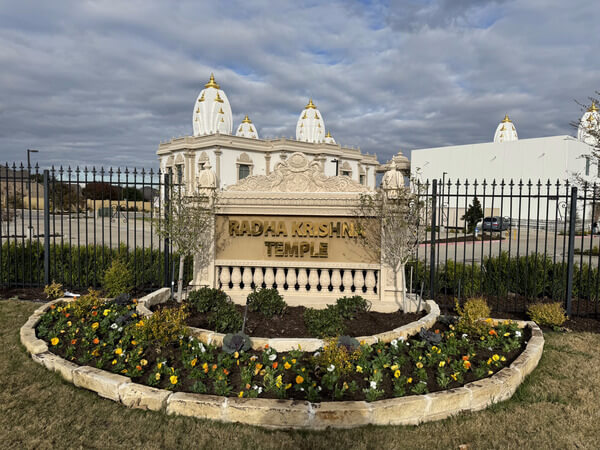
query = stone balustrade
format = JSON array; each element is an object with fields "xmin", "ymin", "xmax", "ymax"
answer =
[{"xmin": 216, "ymin": 265, "xmax": 379, "ymax": 299}]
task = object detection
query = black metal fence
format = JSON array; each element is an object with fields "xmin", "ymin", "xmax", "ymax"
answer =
[
  {"xmin": 0, "ymin": 162, "xmax": 186, "ymax": 294},
  {"xmin": 1, "ymin": 162, "xmax": 599, "ymax": 317}
]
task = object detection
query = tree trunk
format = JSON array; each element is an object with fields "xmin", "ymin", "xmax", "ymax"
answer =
[{"xmin": 177, "ymin": 254, "xmax": 185, "ymax": 303}]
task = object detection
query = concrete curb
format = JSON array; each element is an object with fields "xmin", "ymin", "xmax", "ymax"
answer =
[{"xmin": 23, "ymin": 298, "xmax": 544, "ymax": 429}]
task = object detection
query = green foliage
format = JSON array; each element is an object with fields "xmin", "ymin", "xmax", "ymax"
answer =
[
  {"xmin": 70, "ymin": 289, "xmax": 104, "ymax": 318},
  {"xmin": 43, "ymin": 281, "xmax": 64, "ymax": 300},
  {"xmin": 527, "ymin": 302, "xmax": 567, "ymax": 328},
  {"xmin": 335, "ymin": 296, "xmax": 371, "ymax": 319},
  {"xmin": 462, "ymin": 197, "xmax": 483, "ymax": 233},
  {"xmin": 247, "ymin": 288, "xmax": 287, "ymax": 318},
  {"xmin": 102, "ymin": 259, "xmax": 133, "ymax": 297},
  {"xmin": 207, "ymin": 300, "xmax": 243, "ymax": 334},
  {"xmin": 133, "ymin": 305, "xmax": 189, "ymax": 348},
  {"xmin": 455, "ymin": 297, "xmax": 491, "ymax": 336},
  {"xmin": 188, "ymin": 287, "xmax": 228, "ymax": 314},
  {"xmin": 304, "ymin": 306, "xmax": 345, "ymax": 338}
]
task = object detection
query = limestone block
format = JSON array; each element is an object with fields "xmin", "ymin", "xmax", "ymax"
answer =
[
  {"xmin": 139, "ymin": 287, "xmax": 171, "ymax": 307},
  {"xmin": 490, "ymin": 367, "xmax": 521, "ymax": 402},
  {"xmin": 249, "ymin": 337, "xmax": 270, "ymax": 350},
  {"xmin": 226, "ymin": 398, "xmax": 310, "ymax": 428},
  {"xmin": 20, "ymin": 326, "xmax": 48, "ymax": 355},
  {"xmin": 311, "ymin": 401, "xmax": 371, "ymax": 429},
  {"xmin": 425, "ymin": 388, "xmax": 471, "ymax": 421},
  {"xmin": 72, "ymin": 366, "xmax": 129, "ymax": 401},
  {"xmin": 209, "ymin": 333, "xmax": 224, "ymax": 347},
  {"xmin": 374, "ymin": 330, "xmax": 399, "ymax": 343},
  {"xmin": 166, "ymin": 392, "xmax": 225, "ymax": 420},
  {"xmin": 268, "ymin": 338, "xmax": 321, "ymax": 353},
  {"xmin": 465, "ymin": 377, "xmax": 504, "ymax": 411},
  {"xmin": 118, "ymin": 382, "xmax": 171, "ymax": 411},
  {"xmin": 370, "ymin": 395, "xmax": 429, "ymax": 426},
  {"xmin": 190, "ymin": 328, "xmax": 214, "ymax": 344},
  {"xmin": 31, "ymin": 351, "xmax": 78, "ymax": 383},
  {"xmin": 356, "ymin": 336, "xmax": 378, "ymax": 345},
  {"xmin": 136, "ymin": 305, "xmax": 153, "ymax": 318},
  {"xmin": 510, "ymin": 345, "xmax": 543, "ymax": 378}
]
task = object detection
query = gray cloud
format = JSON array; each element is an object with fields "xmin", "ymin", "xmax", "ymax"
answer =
[{"xmin": 0, "ymin": 0, "xmax": 598, "ymax": 171}]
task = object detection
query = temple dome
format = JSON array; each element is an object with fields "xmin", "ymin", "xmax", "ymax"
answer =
[
  {"xmin": 295, "ymin": 99, "xmax": 326, "ymax": 143},
  {"xmin": 577, "ymin": 101, "xmax": 599, "ymax": 146},
  {"xmin": 193, "ymin": 74, "xmax": 233, "ymax": 136},
  {"xmin": 493, "ymin": 114, "xmax": 518, "ymax": 143},
  {"xmin": 236, "ymin": 115, "xmax": 259, "ymax": 139},
  {"xmin": 324, "ymin": 131, "xmax": 336, "ymax": 144}
]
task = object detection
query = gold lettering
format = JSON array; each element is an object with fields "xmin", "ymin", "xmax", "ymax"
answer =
[
  {"xmin": 299, "ymin": 242, "xmax": 310, "ymax": 256},
  {"xmin": 274, "ymin": 242, "xmax": 284, "ymax": 257},
  {"xmin": 229, "ymin": 220, "xmax": 240, "ymax": 236},
  {"xmin": 240, "ymin": 220, "xmax": 251, "ymax": 236},
  {"xmin": 318, "ymin": 221, "xmax": 329, "ymax": 237},
  {"xmin": 251, "ymin": 220, "xmax": 263, "ymax": 236},
  {"xmin": 264, "ymin": 241, "xmax": 276, "ymax": 256},
  {"xmin": 284, "ymin": 242, "xmax": 299, "ymax": 257},
  {"xmin": 264, "ymin": 221, "xmax": 276, "ymax": 236},
  {"xmin": 331, "ymin": 221, "xmax": 341, "ymax": 238},
  {"xmin": 276, "ymin": 221, "xmax": 288, "ymax": 237},
  {"xmin": 319, "ymin": 242, "xmax": 328, "ymax": 258},
  {"xmin": 304, "ymin": 222, "xmax": 314, "ymax": 237},
  {"xmin": 291, "ymin": 221, "xmax": 304, "ymax": 237},
  {"xmin": 342, "ymin": 222, "xmax": 351, "ymax": 238}
]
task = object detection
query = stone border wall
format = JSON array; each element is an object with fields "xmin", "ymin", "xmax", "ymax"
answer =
[
  {"xmin": 21, "ymin": 298, "xmax": 544, "ymax": 429},
  {"xmin": 136, "ymin": 288, "xmax": 440, "ymax": 352}
]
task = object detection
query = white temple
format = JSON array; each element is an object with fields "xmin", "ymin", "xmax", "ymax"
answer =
[{"xmin": 493, "ymin": 114, "xmax": 518, "ymax": 143}]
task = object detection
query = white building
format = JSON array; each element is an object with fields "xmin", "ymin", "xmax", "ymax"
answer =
[
  {"xmin": 157, "ymin": 74, "xmax": 396, "ymax": 191},
  {"xmin": 411, "ymin": 106, "xmax": 600, "ymax": 224}
]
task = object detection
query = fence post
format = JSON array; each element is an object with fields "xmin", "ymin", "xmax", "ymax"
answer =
[
  {"xmin": 430, "ymin": 179, "xmax": 437, "ymax": 299},
  {"xmin": 43, "ymin": 169, "xmax": 50, "ymax": 286},
  {"xmin": 565, "ymin": 186, "xmax": 577, "ymax": 316},
  {"xmin": 163, "ymin": 172, "xmax": 170, "ymax": 288}
]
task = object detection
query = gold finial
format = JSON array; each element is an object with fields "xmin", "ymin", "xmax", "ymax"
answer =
[
  {"xmin": 325, "ymin": 131, "xmax": 332, "ymax": 138},
  {"xmin": 249, "ymin": 126, "xmax": 254, "ymax": 132},
  {"xmin": 300, "ymin": 123, "xmax": 304, "ymax": 128},
  {"xmin": 214, "ymin": 92, "xmax": 224, "ymax": 103},
  {"xmin": 238, "ymin": 126, "xmax": 243, "ymax": 132},
  {"xmin": 502, "ymin": 114, "xmax": 512, "ymax": 123},
  {"xmin": 219, "ymin": 108, "xmax": 224, "ymax": 114},
  {"xmin": 242, "ymin": 114, "xmax": 252, "ymax": 123},
  {"xmin": 305, "ymin": 98, "xmax": 317, "ymax": 109},
  {"xmin": 198, "ymin": 92, "xmax": 205, "ymax": 102},
  {"xmin": 204, "ymin": 73, "xmax": 220, "ymax": 89},
  {"xmin": 315, "ymin": 112, "xmax": 320, "ymax": 120},
  {"xmin": 588, "ymin": 101, "xmax": 598, "ymax": 112},
  {"xmin": 500, "ymin": 125, "xmax": 506, "ymax": 131},
  {"xmin": 220, "ymin": 117, "xmax": 224, "ymax": 122},
  {"xmin": 317, "ymin": 123, "xmax": 321, "ymax": 128},
  {"xmin": 302, "ymin": 112, "xmax": 308, "ymax": 119},
  {"xmin": 196, "ymin": 108, "xmax": 200, "ymax": 113}
]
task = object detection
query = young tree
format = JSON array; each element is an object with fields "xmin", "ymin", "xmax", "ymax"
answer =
[
  {"xmin": 462, "ymin": 196, "xmax": 483, "ymax": 233},
  {"xmin": 155, "ymin": 185, "xmax": 217, "ymax": 302},
  {"xmin": 355, "ymin": 183, "xmax": 427, "ymax": 311}
]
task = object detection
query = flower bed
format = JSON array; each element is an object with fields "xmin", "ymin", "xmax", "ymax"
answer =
[{"xmin": 22, "ymin": 294, "xmax": 544, "ymax": 428}]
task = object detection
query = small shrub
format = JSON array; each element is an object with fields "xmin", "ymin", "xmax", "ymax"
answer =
[
  {"xmin": 44, "ymin": 281, "xmax": 64, "ymax": 300},
  {"xmin": 304, "ymin": 306, "xmax": 345, "ymax": 338},
  {"xmin": 208, "ymin": 301, "xmax": 243, "ymax": 334},
  {"xmin": 247, "ymin": 288, "xmax": 287, "ymax": 318},
  {"xmin": 102, "ymin": 259, "xmax": 133, "ymax": 297},
  {"xmin": 314, "ymin": 337, "xmax": 361, "ymax": 378},
  {"xmin": 188, "ymin": 287, "xmax": 228, "ymax": 314},
  {"xmin": 527, "ymin": 302, "xmax": 567, "ymax": 328},
  {"xmin": 455, "ymin": 297, "xmax": 491, "ymax": 336},
  {"xmin": 70, "ymin": 289, "xmax": 104, "ymax": 318},
  {"xmin": 133, "ymin": 305, "xmax": 189, "ymax": 348},
  {"xmin": 336, "ymin": 295, "xmax": 371, "ymax": 319}
]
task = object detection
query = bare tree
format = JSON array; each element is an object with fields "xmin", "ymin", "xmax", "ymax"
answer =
[
  {"xmin": 355, "ymin": 182, "xmax": 428, "ymax": 311},
  {"xmin": 155, "ymin": 185, "xmax": 217, "ymax": 302},
  {"xmin": 571, "ymin": 94, "xmax": 600, "ymax": 186}
]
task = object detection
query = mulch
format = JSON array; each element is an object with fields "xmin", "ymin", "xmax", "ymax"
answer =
[{"xmin": 154, "ymin": 300, "xmax": 426, "ymax": 338}]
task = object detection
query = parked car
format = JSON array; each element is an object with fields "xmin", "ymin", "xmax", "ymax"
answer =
[{"xmin": 480, "ymin": 216, "xmax": 511, "ymax": 232}]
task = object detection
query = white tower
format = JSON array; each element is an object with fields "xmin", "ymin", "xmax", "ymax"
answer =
[
  {"xmin": 577, "ymin": 101, "xmax": 599, "ymax": 146},
  {"xmin": 192, "ymin": 74, "xmax": 233, "ymax": 136},
  {"xmin": 235, "ymin": 115, "xmax": 259, "ymax": 139},
  {"xmin": 324, "ymin": 131, "xmax": 336, "ymax": 144},
  {"xmin": 296, "ymin": 99, "xmax": 326, "ymax": 143},
  {"xmin": 493, "ymin": 114, "xmax": 518, "ymax": 143}
]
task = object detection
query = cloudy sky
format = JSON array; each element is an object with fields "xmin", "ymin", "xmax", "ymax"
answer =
[{"xmin": 0, "ymin": 0, "xmax": 598, "ymax": 170}]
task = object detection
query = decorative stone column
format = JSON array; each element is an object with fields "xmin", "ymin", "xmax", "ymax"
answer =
[
  {"xmin": 265, "ymin": 152, "xmax": 271, "ymax": 175},
  {"xmin": 214, "ymin": 147, "xmax": 222, "ymax": 187}
]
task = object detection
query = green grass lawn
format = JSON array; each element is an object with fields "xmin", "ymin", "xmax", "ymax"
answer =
[{"xmin": 2, "ymin": 299, "xmax": 600, "ymax": 449}]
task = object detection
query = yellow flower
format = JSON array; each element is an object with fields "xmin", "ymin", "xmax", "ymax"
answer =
[
  {"xmin": 155, "ymin": 373, "xmax": 161, "ymax": 380},
  {"xmin": 343, "ymin": 382, "xmax": 349, "ymax": 390},
  {"xmin": 112, "ymin": 359, "xmax": 117, "ymax": 365},
  {"xmin": 492, "ymin": 354, "xmax": 500, "ymax": 362},
  {"xmin": 485, "ymin": 318, "xmax": 493, "ymax": 324},
  {"xmin": 480, "ymin": 336, "xmax": 485, "ymax": 341},
  {"xmin": 407, "ymin": 377, "xmax": 413, "ymax": 383},
  {"xmin": 390, "ymin": 364, "xmax": 398, "ymax": 371},
  {"xmin": 284, "ymin": 362, "xmax": 291, "ymax": 370},
  {"xmin": 291, "ymin": 359, "xmax": 296, "ymax": 364},
  {"xmin": 91, "ymin": 322, "xmax": 99, "ymax": 330},
  {"xmin": 67, "ymin": 321, "xmax": 72, "ymax": 327},
  {"xmin": 431, "ymin": 346, "xmax": 438, "ymax": 352},
  {"xmin": 394, "ymin": 369, "xmax": 401, "ymax": 378},
  {"xmin": 238, "ymin": 391, "xmax": 244, "ymax": 398},
  {"xmin": 114, "ymin": 348, "xmax": 123, "ymax": 355},
  {"xmin": 501, "ymin": 356, "xmax": 506, "ymax": 362},
  {"xmin": 131, "ymin": 340, "xmax": 137, "ymax": 346},
  {"xmin": 233, "ymin": 351, "xmax": 239, "ymax": 359},
  {"xmin": 285, "ymin": 383, "xmax": 292, "ymax": 390},
  {"xmin": 487, "ymin": 358, "xmax": 492, "ymax": 365},
  {"xmin": 439, "ymin": 361, "xmax": 446, "ymax": 367},
  {"xmin": 488, "ymin": 370, "xmax": 493, "ymax": 375},
  {"xmin": 50, "ymin": 337, "xmax": 59, "ymax": 346},
  {"xmin": 170, "ymin": 375, "xmax": 178, "ymax": 385},
  {"xmin": 504, "ymin": 332, "xmax": 510, "ymax": 337},
  {"xmin": 416, "ymin": 362, "xmax": 423, "ymax": 369},
  {"xmin": 140, "ymin": 359, "xmax": 148, "ymax": 366},
  {"xmin": 356, "ymin": 365, "xmax": 363, "ymax": 373},
  {"xmin": 296, "ymin": 375, "xmax": 304, "ymax": 384},
  {"xmin": 103, "ymin": 309, "xmax": 111, "ymax": 316},
  {"xmin": 450, "ymin": 373, "xmax": 458, "ymax": 381},
  {"xmin": 190, "ymin": 358, "xmax": 197, "ymax": 367},
  {"xmin": 158, "ymin": 362, "xmax": 162, "ymax": 369},
  {"xmin": 275, "ymin": 375, "xmax": 283, "ymax": 388},
  {"xmin": 136, "ymin": 320, "xmax": 144, "ymax": 327}
]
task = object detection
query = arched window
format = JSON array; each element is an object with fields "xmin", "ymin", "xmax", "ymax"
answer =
[{"xmin": 236, "ymin": 152, "xmax": 254, "ymax": 181}]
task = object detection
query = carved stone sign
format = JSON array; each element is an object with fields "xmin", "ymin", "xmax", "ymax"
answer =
[{"xmin": 215, "ymin": 215, "xmax": 379, "ymax": 264}]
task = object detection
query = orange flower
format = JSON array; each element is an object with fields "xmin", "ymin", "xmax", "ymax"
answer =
[
  {"xmin": 92, "ymin": 338, "xmax": 100, "ymax": 345},
  {"xmin": 136, "ymin": 365, "xmax": 142, "ymax": 371},
  {"xmin": 264, "ymin": 344, "xmax": 269, "ymax": 349},
  {"xmin": 65, "ymin": 313, "xmax": 70, "ymax": 318},
  {"xmin": 212, "ymin": 364, "xmax": 217, "ymax": 371},
  {"xmin": 223, "ymin": 368, "xmax": 230, "ymax": 375},
  {"xmin": 296, "ymin": 375, "xmax": 304, "ymax": 384},
  {"xmin": 245, "ymin": 383, "xmax": 251, "ymax": 390},
  {"xmin": 489, "ymin": 329, "xmax": 497, "ymax": 336},
  {"xmin": 462, "ymin": 355, "xmax": 469, "ymax": 361},
  {"xmin": 434, "ymin": 329, "xmax": 440, "ymax": 334},
  {"xmin": 272, "ymin": 362, "xmax": 278, "ymax": 369},
  {"xmin": 71, "ymin": 339, "xmax": 77, "ymax": 345},
  {"xmin": 50, "ymin": 305, "xmax": 56, "ymax": 310},
  {"xmin": 463, "ymin": 360, "xmax": 471, "ymax": 369},
  {"xmin": 92, "ymin": 311, "xmax": 98, "ymax": 316}
]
